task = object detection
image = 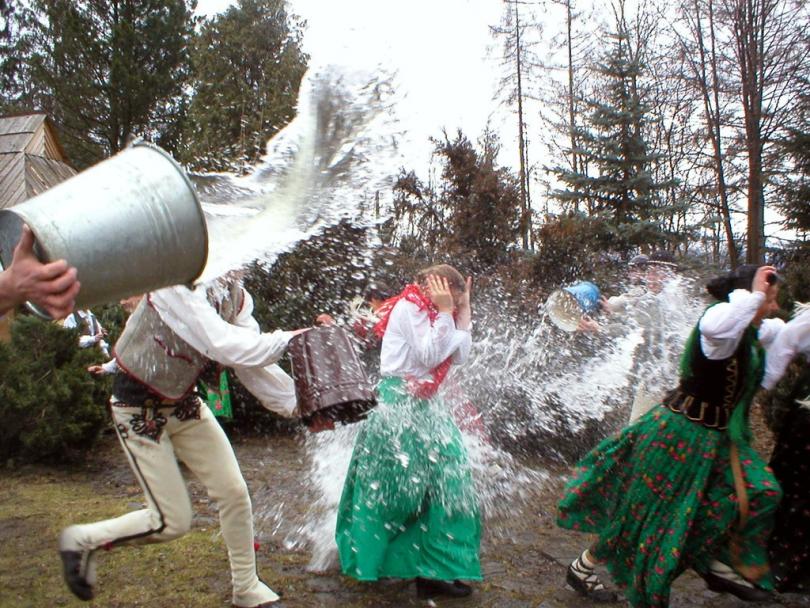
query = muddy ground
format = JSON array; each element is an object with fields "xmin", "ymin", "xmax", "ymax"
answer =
[{"xmin": 1, "ymin": 410, "xmax": 808, "ymax": 608}]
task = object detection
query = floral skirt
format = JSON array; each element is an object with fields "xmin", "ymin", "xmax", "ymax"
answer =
[
  {"xmin": 336, "ymin": 376, "xmax": 482, "ymax": 582},
  {"xmin": 557, "ymin": 406, "xmax": 781, "ymax": 607}
]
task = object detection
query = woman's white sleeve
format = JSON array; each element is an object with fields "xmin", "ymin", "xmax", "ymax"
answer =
[
  {"xmin": 762, "ymin": 308, "xmax": 810, "ymax": 390},
  {"xmin": 699, "ymin": 289, "xmax": 764, "ymax": 359},
  {"xmin": 394, "ymin": 302, "xmax": 471, "ymax": 368}
]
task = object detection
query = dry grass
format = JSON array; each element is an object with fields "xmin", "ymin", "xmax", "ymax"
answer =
[{"xmin": 0, "ymin": 471, "xmax": 232, "ymax": 608}]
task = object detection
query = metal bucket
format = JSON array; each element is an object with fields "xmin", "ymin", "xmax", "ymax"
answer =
[
  {"xmin": 545, "ymin": 280, "xmax": 601, "ymax": 332},
  {"xmin": 0, "ymin": 142, "xmax": 208, "ymax": 317}
]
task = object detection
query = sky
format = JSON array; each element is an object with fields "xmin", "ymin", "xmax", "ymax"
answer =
[
  {"xmin": 193, "ymin": 0, "xmax": 795, "ymax": 247},
  {"xmin": 194, "ymin": 0, "xmax": 512, "ymax": 173}
]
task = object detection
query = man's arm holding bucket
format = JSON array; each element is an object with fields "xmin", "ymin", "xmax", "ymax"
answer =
[
  {"xmin": 0, "ymin": 226, "xmax": 79, "ymax": 319},
  {"xmin": 150, "ymin": 285, "xmax": 295, "ymax": 368}
]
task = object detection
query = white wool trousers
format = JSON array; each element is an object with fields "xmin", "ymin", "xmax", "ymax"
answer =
[{"xmin": 70, "ymin": 398, "xmax": 267, "ymax": 602}]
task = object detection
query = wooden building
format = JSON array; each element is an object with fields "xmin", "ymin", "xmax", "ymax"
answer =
[
  {"xmin": 0, "ymin": 113, "xmax": 76, "ymax": 209},
  {"xmin": 0, "ymin": 113, "xmax": 76, "ymax": 338}
]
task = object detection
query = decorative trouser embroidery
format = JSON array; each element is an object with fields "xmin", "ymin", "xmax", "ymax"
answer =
[
  {"xmin": 128, "ymin": 408, "xmax": 168, "ymax": 443},
  {"xmin": 66, "ymin": 400, "xmax": 267, "ymax": 601},
  {"xmin": 171, "ymin": 396, "xmax": 201, "ymax": 421}
]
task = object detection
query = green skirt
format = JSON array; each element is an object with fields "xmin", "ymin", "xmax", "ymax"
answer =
[
  {"xmin": 336, "ymin": 376, "xmax": 482, "ymax": 582},
  {"xmin": 557, "ymin": 406, "xmax": 781, "ymax": 608}
]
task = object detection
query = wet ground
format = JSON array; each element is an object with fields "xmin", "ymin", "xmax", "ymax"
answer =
[
  {"xmin": 2, "ymin": 424, "xmax": 808, "ymax": 608},
  {"xmin": 189, "ymin": 438, "xmax": 810, "ymax": 608}
]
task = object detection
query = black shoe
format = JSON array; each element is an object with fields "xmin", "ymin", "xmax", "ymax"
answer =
[
  {"xmin": 698, "ymin": 569, "xmax": 772, "ymax": 602},
  {"xmin": 415, "ymin": 577, "xmax": 473, "ymax": 599},
  {"xmin": 565, "ymin": 565, "xmax": 619, "ymax": 603},
  {"xmin": 59, "ymin": 526, "xmax": 96, "ymax": 601},
  {"xmin": 59, "ymin": 550, "xmax": 95, "ymax": 601}
]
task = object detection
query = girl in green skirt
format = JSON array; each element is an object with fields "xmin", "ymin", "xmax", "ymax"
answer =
[
  {"xmin": 558, "ymin": 264, "xmax": 787, "ymax": 607},
  {"xmin": 336, "ymin": 265, "xmax": 481, "ymax": 600}
]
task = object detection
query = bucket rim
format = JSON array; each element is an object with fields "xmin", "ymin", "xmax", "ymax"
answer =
[{"xmin": 545, "ymin": 288, "xmax": 583, "ymax": 332}]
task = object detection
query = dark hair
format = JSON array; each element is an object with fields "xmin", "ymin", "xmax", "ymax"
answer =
[
  {"xmin": 415, "ymin": 264, "xmax": 466, "ymax": 292},
  {"xmin": 363, "ymin": 281, "xmax": 394, "ymax": 302},
  {"xmin": 706, "ymin": 264, "xmax": 761, "ymax": 302}
]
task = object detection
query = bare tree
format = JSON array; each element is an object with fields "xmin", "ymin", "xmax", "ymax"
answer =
[
  {"xmin": 722, "ymin": 0, "xmax": 808, "ymax": 263},
  {"xmin": 670, "ymin": 0, "xmax": 741, "ymax": 266},
  {"xmin": 491, "ymin": 0, "xmax": 544, "ymax": 249}
]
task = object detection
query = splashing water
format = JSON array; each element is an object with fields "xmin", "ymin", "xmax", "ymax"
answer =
[
  {"xmin": 182, "ymin": 63, "xmax": 709, "ymax": 572},
  {"xmin": 252, "ymin": 276, "xmax": 705, "ymax": 571},
  {"xmin": 466, "ymin": 275, "xmax": 707, "ymax": 463},
  {"xmin": 192, "ymin": 63, "xmax": 405, "ymax": 282}
]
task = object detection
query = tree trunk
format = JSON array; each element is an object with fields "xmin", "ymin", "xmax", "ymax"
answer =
[
  {"xmin": 566, "ymin": 0, "xmax": 579, "ymax": 212},
  {"xmin": 514, "ymin": 1, "xmax": 530, "ymax": 249},
  {"xmin": 733, "ymin": 0, "xmax": 766, "ymax": 263},
  {"xmin": 704, "ymin": 0, "xmax": 739, "ymax": 267}
]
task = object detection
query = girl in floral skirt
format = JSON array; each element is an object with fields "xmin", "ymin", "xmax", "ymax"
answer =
[{"xmin": 557, "ymin": 264, "xmax": 789, "ymax": 607}]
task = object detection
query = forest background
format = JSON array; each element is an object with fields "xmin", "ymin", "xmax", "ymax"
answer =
[{"xmin": 0, "ymin": 0, "xmax": 807, "ymax": 462}]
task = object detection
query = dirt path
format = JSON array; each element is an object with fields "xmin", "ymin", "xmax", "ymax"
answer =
[{"xmin": 2, "ymin": 429, "xmax": 806, "ymax": 608}]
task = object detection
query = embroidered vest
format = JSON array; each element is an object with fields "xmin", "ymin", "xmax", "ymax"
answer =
[
  {"xmin": 113, "ymin": 283, "xmax": 243, "ymax": 402},
  {"xmin": 663, "ymin": 324, "xmax": 758, "ymax": 430}
]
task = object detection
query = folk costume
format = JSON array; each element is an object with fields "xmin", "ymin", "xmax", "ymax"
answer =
[
  {"xmin": 557, "ymin": 287, "xmax": 786, "ymax": 607},
  {"xmin": 59, "ymin": 282, "xmax": 296, "ymax": 608},
  {"xmin": 335, "ymin": 284, "xmax": 482, "ymax": 586},
  {"xmin": 64, "ymin": 309, "xmax": 110, "ymax": 357},
  {"xmin": 606, "ymin": 286, "xmax": 681, "ymax": 423},
  {"xmin": 762, "ymin": 305, "xmax": 810, "ymax": 593}
]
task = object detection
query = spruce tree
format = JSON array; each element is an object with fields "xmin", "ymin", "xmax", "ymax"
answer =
[
  {"xmin": 391, "ymin": 129, "xmax": 521, "ymax": 267},
  {"xmin": 12, "ymin": 0, "xmax": 196, "ymax": 168},
  {"xmin": 775, "ymin": 77, "xmax": 810, "ymax": 302},
  {"xmin": 776, "ymin": 80, "xmax": 810, "ymax": 238},
  {"xmin": 549, "ymin": 17, "xmax": 672, "ymax": 252},
  {"xmin": 435, "ymin": 129, "xmax": 521, "ymax": 266},
  {"xmin": 179, "ymin": 0, "xmax": 308, "ymax": 173}
]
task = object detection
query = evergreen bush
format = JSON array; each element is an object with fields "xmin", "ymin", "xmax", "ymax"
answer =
[
  {"xmin": 224, "ymin": 220, "xmax": 379, "ymax": 436},
  {"xmin": 0, "ymin": 315, "xmax": 110, "ymax": 464},
  {"xmin": 531, "ymin": 213, "xmax": 621, "ymax": 286}
]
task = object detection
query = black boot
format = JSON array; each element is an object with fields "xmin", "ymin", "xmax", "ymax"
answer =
[
  {"xmin": 59, "ymin": 526, "xmax": 97, "ymax": 601},
  {"xmin": 415, "ymin": 577, "xmax": 473, "ymax": 599}
]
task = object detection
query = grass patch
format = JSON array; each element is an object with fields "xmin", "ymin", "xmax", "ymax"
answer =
[{"xmin": 0, "ymin": 473, "xmax": 231, "ymax": 608}]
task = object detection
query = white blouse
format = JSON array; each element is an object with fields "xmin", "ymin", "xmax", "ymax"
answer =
[
  {"xmin": 379, "ymin": 299, "xmax": 471, "ymax": 381},
  {"xmin": 762, "ymin": 306, "xmax": 810, "ymax": 390},
  {"xmin": 698, "ymin": 288, "xmax": 788, "ymax": 390}
]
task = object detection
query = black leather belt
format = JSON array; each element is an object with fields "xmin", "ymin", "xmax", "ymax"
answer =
[{"xmin": 663, "ymin": 389, "xmax": 730, "ymax": 431}]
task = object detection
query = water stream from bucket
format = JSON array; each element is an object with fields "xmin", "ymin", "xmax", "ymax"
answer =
[
  {"xmin": 193, "ymin": 63, "xmax": 404, "ymax": 282},
  {"xmin": 187, "ymin": 63, "xmax": 709, "ymax": 572}
]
